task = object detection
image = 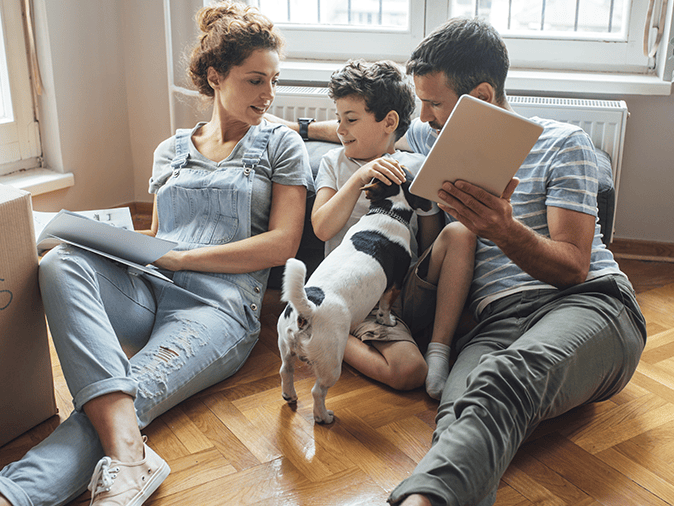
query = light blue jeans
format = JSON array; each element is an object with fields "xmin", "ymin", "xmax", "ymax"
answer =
[
  {"xmin": 0, "ymin": 245, "xmax": 262, "ymax": 506},
  {"xmin": 388, "ymin": 274, "xmax": 646, "ymax": 506}
]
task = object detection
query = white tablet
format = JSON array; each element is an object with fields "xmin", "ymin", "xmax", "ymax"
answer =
[{"xmin": 409, "ymin": 94, "xmax": 544, "ymax": 203}]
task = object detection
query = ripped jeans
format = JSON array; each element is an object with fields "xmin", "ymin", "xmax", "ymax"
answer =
[{"xmin": 0, "ymin": 245, "xmax": 260, "ymax": 506}]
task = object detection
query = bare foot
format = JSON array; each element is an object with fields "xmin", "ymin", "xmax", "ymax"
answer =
[{"xmin": 400, "ymin": 494, "xmax": 432, "ymax": 506}]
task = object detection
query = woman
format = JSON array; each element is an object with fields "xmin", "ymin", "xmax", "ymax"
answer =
[{"xmin": 0, "ymin": 3, "xmax": 312, "ymax": 506}]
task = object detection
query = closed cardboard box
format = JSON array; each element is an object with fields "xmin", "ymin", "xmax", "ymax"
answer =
[{"xmin": 0, "ymin": 184, "xmax": 57, "ymax": 447}]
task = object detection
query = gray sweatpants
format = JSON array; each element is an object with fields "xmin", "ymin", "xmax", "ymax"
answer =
[{"xmin": 389, "ymin": 274, "xmax": 646, "ymax": 506}]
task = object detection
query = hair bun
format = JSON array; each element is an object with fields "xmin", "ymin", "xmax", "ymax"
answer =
[{"xmin": 197, "ymin": 1, "xmax": 247, "ymax": 34}]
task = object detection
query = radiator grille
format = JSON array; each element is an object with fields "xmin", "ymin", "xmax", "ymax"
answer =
[{"xmin": 508, "ymin": 96, "xmax": 626, "ymax": 109}]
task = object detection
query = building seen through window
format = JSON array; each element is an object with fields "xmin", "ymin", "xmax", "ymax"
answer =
[{"xmin": 251, "ymin": 0, "xmax": 626, "ymax": 38}]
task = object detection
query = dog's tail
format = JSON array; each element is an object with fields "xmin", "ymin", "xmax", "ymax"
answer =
[{"xmin": 281, "ymin": 258, "xmax": 314, "ymax": 317}]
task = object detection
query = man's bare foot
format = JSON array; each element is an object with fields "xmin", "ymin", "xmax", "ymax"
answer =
[{"xmin": 399, "ymin": 494, "xmax": 432, "ymax": 506}]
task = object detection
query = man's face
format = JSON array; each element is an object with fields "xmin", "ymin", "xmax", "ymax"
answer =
[{"xmin": 413, "ymin": 71, "xmax": 461, "ymax": 132}]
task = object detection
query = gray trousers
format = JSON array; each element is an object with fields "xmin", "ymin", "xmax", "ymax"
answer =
[{"xmin": 389, "ymin": 274, "xmax": 646, "ymax": 506}]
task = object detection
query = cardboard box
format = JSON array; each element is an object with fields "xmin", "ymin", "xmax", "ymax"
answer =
[{"xmin": 0, "ymin": 184, "xmax": 57, "ymax": 447}]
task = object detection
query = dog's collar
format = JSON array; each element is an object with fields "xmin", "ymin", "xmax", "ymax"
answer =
[{"xmin": 365, "ymin": 206, "xmax": 410, "ymax": 226}]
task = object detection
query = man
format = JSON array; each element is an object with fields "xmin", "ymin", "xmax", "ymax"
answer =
[{"xmin": 271, "ymin": 18, "xmax": 646, "ymax": 506}]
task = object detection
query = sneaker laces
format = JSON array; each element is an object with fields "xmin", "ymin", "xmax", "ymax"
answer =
[{"xmin": 88, "ymin": 456, "xmax": 120, "ymax": 504}]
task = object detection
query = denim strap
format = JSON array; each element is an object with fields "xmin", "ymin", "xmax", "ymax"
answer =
[
  {"xmin": 170, "ymin": 129, "xmax": 191, "ymax": 169},
  {"xmin": 241, "ymin": 124, "xmax": 281, "ymax": 169}
]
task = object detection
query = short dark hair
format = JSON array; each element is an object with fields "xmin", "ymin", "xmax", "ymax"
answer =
[
  {"xmin": 406, "ymin": 17, "xmax": 509, "ymax": 105},
  {"xmin": 328, "ymin": 59, "xmax": 416, "ymax": 141}
]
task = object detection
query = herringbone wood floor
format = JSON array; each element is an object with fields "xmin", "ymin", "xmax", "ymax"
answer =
[{"xmin": 2, "ymin": 254, "xmax": 674, "ymax": 506}]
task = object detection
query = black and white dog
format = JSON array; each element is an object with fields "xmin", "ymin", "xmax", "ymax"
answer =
[{"xmin": 277, "ymin": 171, "xmax": 432, "ymax": 423}]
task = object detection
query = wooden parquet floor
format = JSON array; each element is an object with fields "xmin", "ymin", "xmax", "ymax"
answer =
[{"xmin": 1, "ymin": 257, "xmax": 673, "ymax": 506}]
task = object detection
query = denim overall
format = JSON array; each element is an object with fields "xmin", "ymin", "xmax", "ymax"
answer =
[{"xmin": 0, "ymin": 126, "xmax": 276, "ymax": 506}]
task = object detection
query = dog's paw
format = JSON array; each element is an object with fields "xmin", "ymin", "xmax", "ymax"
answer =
[
  {"xmin": 315, "ymin": 410, "xmax": 334, "ymax": 424},
  {"xmin": 282, "ymin": 392, "xmax": 298, "ymax": 404},
  {"xmin": 376, "ymin": 311, "xmax": 396, "ymax": 327}
]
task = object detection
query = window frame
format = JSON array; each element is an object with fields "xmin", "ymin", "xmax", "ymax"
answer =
[
  {"xmin": 261, "ymin": 0, "xmax": 426, "ymax": 62},
  {"xmin": 0, "ymin": 0, "xmax": 41, "ymax": 177},
  {"xmin": 266, "ymin": 0, "xmax": 673, "ymax": 84},
  {"xmin": 427, "ymin": 0, "xmax": 655, "ymax": 74}
]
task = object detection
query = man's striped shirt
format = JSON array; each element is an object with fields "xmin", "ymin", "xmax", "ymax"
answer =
[{"xmin": 406, "ymin": 116, "xmax": 626, "ymax": 316}]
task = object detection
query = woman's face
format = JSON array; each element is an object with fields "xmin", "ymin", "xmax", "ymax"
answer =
[{"xmin": 212, "ymin": 48, "xmax": 280, "ymax": 126}]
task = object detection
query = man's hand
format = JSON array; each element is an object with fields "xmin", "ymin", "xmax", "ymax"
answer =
[
  {"xmin": 437, "ymin": 178, "xmax": 519, "ymax": 243},
  {"xmin": 437, "ymin": 177, "xmax": 593, "ymax": 288}
]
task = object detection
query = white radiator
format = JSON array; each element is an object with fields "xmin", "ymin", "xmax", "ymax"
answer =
[{"xmin": 272, "ymin": 86, "xmax": 629, "ymax": 239}]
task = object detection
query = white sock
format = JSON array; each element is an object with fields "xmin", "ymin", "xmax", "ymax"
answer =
[{"xmin": 425, "ymin": 342, "xmax": 451, "ymax": 400}]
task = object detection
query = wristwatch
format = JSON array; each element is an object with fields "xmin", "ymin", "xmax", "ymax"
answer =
[{"xmin": 298, "ymin": 117, "xmax": 315, "ymax": 141}]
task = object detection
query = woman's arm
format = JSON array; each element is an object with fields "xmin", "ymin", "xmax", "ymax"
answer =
[
  {"xmin": 136, "ymin": 195, "xmax": 159, "ymax": 237},
  {"xmin": 152, "ymin": 183, "xmax": 307, "ymax": 274}
]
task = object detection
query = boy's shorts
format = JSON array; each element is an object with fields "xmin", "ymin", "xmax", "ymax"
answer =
[
  {"xmin": 400, "ymin": 245, "xmax": 438, "ymax": 352},
  {"xmin": 352, "ymin": 307, "xmax": 415, "ymax": 344},
  {"xmin": 352, "ymin": 245, "xmax": 438, "ymax": 349}
]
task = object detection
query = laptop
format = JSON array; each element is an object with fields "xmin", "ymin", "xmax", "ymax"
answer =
[{"xmin": 409, "ymin": 94, "xmax": 544, "ymax": 204}]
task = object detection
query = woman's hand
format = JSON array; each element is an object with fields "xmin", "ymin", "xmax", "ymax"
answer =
[
  {"xmin": 148, "ymin": 183, "xmax": 306, "ymax": 275},
  {"xmin": 151, "ymin": 249, "xmax": 185, "ymax": 272},
  {"xmin": 353, "ymin": 157, "xmax": 406, "ymax": 187}
]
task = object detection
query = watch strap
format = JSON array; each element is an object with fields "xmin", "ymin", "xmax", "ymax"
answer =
[{"xmin": 298, "ymin": 117, "xmax": 315, "ymax": 141}]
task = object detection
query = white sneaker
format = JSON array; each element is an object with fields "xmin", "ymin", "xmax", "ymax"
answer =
[{"xmin": 88, "ymin": 438, "xmax": 170, "ymax": 506}]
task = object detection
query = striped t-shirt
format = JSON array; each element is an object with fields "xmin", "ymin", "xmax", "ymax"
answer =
[{"xmin": 406, "ymin": 116, "xmax": 626, "ymax": 316}]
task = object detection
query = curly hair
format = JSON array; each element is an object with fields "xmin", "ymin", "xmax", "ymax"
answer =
[
  {"xmin": 328, "ymin": 59, "xmax": 416, "ymax": 141},
  {"xmin": 188, "ymin": 1, "xmax": 284, "ymax": 97},
  {"xmin": 406, "ymin": 17, "xmax": 509, "ymax": 105}
]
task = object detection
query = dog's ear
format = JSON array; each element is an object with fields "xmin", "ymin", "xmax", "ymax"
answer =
[
  {"xmin": 401, "ymin": 171, "xmax": 433, "ymax": 212},
  {"xmin": 362, "ymin": 178, "xmax": 390, "ymax": 201}
]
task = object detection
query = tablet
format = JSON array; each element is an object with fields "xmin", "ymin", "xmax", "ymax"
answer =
[{"xmin": 409, "ymin": 94, "xmax": 544, "ymax": 204}]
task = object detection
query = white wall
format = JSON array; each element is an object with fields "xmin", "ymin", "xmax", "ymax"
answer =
[
  {"xmin": 31, "ymin": 0, "xmax": 138, "ymax": 212},
  {"xmin": 29, "ymin": 1, "xmax": 674, "ymax": 243},
  {"xmin": 614, "ymin": 92, "xmax": 674, "ymax": 242}
]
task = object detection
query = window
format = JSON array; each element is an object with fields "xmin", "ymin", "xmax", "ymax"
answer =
[
  {"xmin": 0, "ymin": 0, "xmax": 41, "ymax": 177},
  {"xmin": 246, "ymin": 0, "xmax": 672, "ymax": 78},
  {"xmin": 247, "ymin": 0, "xmax": 425, "ymax": 62},
  {"xmin": 438, "ymin": 0, "xmax": 655, "ymax": 73}
]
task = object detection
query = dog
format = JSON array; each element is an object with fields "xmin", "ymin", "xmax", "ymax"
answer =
[{"xmin": 276, "ymin": 170, "xmax": 432, "ymax": 423}]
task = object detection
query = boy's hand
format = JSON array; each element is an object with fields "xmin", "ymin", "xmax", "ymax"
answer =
[{"xmin": 354, "ymin": 157, "xmax": 406, "ymax": 187}]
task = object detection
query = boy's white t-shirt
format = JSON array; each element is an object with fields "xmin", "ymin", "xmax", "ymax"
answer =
[{"xmin": 314, "ymin": 148, "xmax": 439, "ymax": 259}]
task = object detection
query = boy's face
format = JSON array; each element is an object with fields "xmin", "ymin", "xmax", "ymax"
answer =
[
  {"xmin": 413, "ymin": 71, "xmax": 461, "ymax": 132},
  {"xmin": 334, "ymin": 95, "xmax": 393, "ymax": 162}
]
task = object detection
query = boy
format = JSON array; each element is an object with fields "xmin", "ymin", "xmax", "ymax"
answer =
[{"xmin": 312, "ymin": 59, "xmax": 475, "ymax": 397}]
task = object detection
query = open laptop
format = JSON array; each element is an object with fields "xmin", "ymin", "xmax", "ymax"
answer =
[{"xmin": 409, "ymin": 94, "xmax": 544, "ymax": 204}]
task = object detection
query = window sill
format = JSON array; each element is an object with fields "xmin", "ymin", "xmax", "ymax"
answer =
[
  {"xmin": 0, "ymin": 168, "xmax": 75, "ymax": 196},
  {"xmin": 506, "ymin": 69, "xmax": 673, "ymax": 96},
  {"xmin": 280, "ymin": 61, "xmax": 673, "ymax": 96}
]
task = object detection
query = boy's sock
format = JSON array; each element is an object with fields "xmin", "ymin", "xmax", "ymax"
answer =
[{"xmin": 425, "ymin": 342, "xmax": 451, "ymax": 400}]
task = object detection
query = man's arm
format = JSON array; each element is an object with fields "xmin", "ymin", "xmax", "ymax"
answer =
[
  {"xmin": 395, "ymin": 133, "xmax": 412, "ymax": 152},
  {"xmin": 438, "ymin": 179, "xmax": 594, "ymax": 289},
  {"xmin": 264, "ymin": 113, "xmax": 340, "ymax": 143}
]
